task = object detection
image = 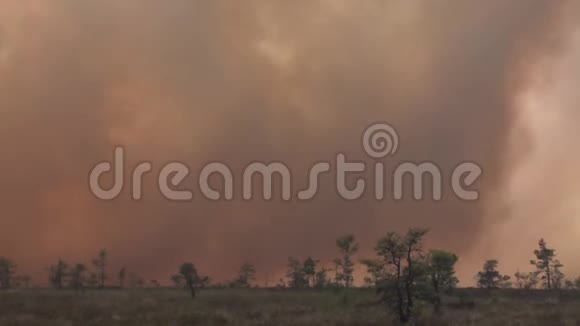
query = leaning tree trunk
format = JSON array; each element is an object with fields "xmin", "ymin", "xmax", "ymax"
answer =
[{"xmin": 188, "ymin": 283, "xmax": 196, "ymax": 298}]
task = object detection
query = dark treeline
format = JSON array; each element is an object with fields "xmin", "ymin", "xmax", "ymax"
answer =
[{"xmin": 1, "ymin": 229, "xmax": 579, "ymax": 323}]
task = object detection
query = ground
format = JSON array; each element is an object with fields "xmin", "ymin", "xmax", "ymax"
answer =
[{"xmin": 0, "ymin": 288, "xmax": 579, "ymax": 325}]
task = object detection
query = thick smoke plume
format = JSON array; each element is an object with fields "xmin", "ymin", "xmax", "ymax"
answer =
[{"xmin": 0, "ymin": 1, "xmax": 578, "ymax": 285}]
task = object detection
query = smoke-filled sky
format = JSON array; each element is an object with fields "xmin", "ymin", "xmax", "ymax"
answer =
[{"xmin": 0, "ymin": 0, "xmax": 579, "ymax": 286}]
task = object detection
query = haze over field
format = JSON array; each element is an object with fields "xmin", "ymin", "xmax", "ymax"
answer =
[{"xmin": 0, "ymin": 1, "xmax": 579, "ymax": 286}]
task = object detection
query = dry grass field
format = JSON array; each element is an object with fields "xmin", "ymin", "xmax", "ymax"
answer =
[{"xmin": 1, "ymin": 288, "xmax": 579, "ymax": 326}]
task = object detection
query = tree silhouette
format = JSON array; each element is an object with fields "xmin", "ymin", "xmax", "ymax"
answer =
[
  {"xmin": 531, "ymin": 239, "xmax": 563, "ymax": 289},
  {"xmin": 574, "ymin": 276, "xmax": 580, "ymax": 289},
  {"xmin": 335, "ymin": 234, "xmax": 359, "ymax": 288},
  {"xmin": 314, "ymin": 267, "xmax": 331, "ymax": 289},
  {"xmin": 373, "ymin": 228, "xmax": 429, "ymax": 324},
  {"xmin": 92, "ymin": 249, "xmax": 108, "ymax": 289},
  {"xmin": 233, "ymin": 262, "xmax": 256, "ymax": 288},
  {"xmin": 477, "ymin": 260, "xmax": 508, "ymax": 289},
  {"xmin": 514, "ymin": 271, "xmax": 540, "ymax": 290},
  {"xmin": 286, "ymin": 257, "xmax": 307, "ymax": 289},
  {"xmin": 49, "ymin": 258, "xmax": 68, "ymax": 289},
  {"xmin": 360, "ymin": 258, "xmax": 387, "ymax": 287},
  {"xmin": 69, "ymin": 263, "xmax": 87, "ymax": 291},
  {"xmin": 302, "ymin": 257, "xmax": 317, "ymax": 288},
  {"xmin": 552, "ymin": 262, "xmax": 565, "ymax": 289},
  {"xmin": 179, "ymin": 263, "xmax": 204, "ymax": 298},
  {"xmin": 427, "ymin": 250, "xmax": 458, "ymax": 313},
  {"xmin": 332, "ymin": 258, "xmax": 343, "ymax": 287},
  {"xmin": 0, "ymin": 257, "xmax": 16, "ymax": 289}
]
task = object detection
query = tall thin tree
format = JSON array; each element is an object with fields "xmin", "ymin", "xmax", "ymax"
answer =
[
  {"xmin": 530, "ymin": 239, "xmax": 562, "ymax": 289},
  {"xmin": 336, "ymin": 234, "xmax": 359, "ymax": 288},
  {"xmin": 92, "ymin": 249, "xmax": 108, "ymax": 289}
]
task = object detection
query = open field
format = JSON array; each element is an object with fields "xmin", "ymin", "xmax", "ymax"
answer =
[{"xmin": 1, "ymin": 289, "xmax": 579, "ymax": 326}]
